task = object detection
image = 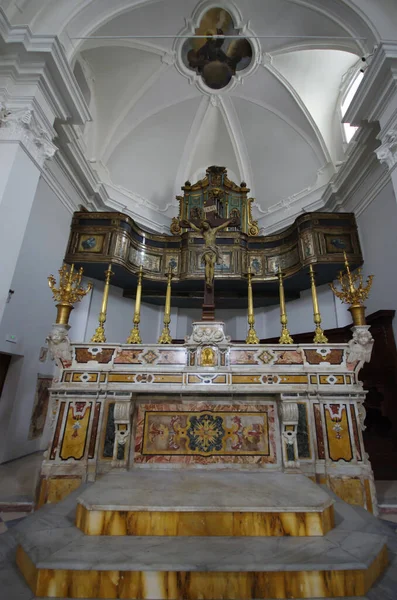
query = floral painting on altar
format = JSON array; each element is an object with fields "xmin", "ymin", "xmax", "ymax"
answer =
[{"xmin": 134, "ymin": 402, "xmax": 277, "ymax": 465}]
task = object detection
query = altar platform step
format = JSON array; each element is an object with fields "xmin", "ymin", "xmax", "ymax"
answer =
[
  {"xmin": 14, "ymin": 477, "xmax": 389, "ymax": 599},
  {"xmin": 75, "ymin": 470, "xmax": 335, "ymax": 537}
]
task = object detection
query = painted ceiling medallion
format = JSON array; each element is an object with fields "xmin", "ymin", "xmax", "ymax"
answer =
[
  {"xmin": 175, "ymin": 2, "xmax": 260, "ymax": 93},
  {"xmin": 183, "ymin": 7, "xmax": 252, "ymax": 90}
]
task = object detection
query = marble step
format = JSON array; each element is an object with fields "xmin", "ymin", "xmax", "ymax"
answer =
[
  {"xmin": 76, "ymin": 470, "xmax": 335, "ymax": 537},
  {"xmin": 15, "ymin": 508, "xmax": 387, "ymax": 598}
]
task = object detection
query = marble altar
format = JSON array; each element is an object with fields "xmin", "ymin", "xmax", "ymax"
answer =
[
  {"xmin": 14, "ymin": 319, "xmax": 389, "ymax": 599},
  {"xmin": 37, "ymin": 321, "xmax": 377, "ymax": 516}
]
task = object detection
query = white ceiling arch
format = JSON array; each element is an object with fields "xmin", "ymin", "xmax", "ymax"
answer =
[
  {"xmin": 5, "ymin": 0, "xmax": 394, "ymax": 234},
  {"xmin": 64, "ymin": 0, "xmax": 365, "ymax": 233}
]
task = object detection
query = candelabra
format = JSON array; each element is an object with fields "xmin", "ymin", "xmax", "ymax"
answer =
[
  {"xmin": 278, "ymin": 269, "xmax": 293, "ymax": 344},
  {"xmin": 91, "ymin": 265, "xmax": 113, "ymax": 343},
  {"xmin": 246, "ymin": 268, "xmax": 259, "ymax": 344},
  {"xmin": 329, "ymin": 252, "xmax": 374, "ymax": 326},
  {"xmin": 309, "ymin": 264, "xmax": 328, "ymax": 344},
  {"xmin": 158, "ymin": 265, "xmax": 173, "ymax": 344},
  {"xmin": 48, "ymin": 263, "xmax": 92, "ymax": 326},
  {"xmin": 127, "ymin": 266, "xmax": 143, "ymax": 344}
]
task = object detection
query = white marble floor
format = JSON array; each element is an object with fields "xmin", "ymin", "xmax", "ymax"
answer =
[{"xmin": 0, "ymin": 451, "xmax": 42, "ymax": 507}]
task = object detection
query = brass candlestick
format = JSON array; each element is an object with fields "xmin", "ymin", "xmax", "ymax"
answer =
[
  {"xmin": 48, "ymin": 263, "xmax": 92, "ymax": 326},
  {"xmin": 278, "ymin": 269, "xmax": 293, "ymax": 344},
  {"xmin": 329, "ymin": 252, "xmax": 374, "ymax": 326},
  {"xmin": 246, "ymin": 268, "xmax": 259, "ymax": 344},
  {"xmin": 91, "ymin": 265, "xmax": 113, "ymax": 343},
  {"xmin": 158, "ymin": 265, "xmax": 173, "ymax": 344},
  {"xmin": 127, "ymin": 266, "xmax": 143, "ymax": 344},
  {"xmin": 309, "ymin": 264, "xmax": 328, "ymax": 344}
]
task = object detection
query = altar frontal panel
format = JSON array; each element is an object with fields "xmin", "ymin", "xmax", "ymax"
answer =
[{"xmin": 134, "ymin": 403, "xmax": 277, "ymax": 465}]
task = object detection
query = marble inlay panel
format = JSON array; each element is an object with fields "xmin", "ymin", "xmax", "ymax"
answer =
[
  {"xmin": 324, "ymin": 404, "xmax": 353, "ymax": 462},
  {"xmin": 114, "ymin": 349, "xmax": 143, "ymax": 364},
  {"xmin": 297, "ymin": 403, "xmax": 311, "ymax": 459},
  {"xmin": 304, "ymin": 349, "xmax": 344, "ymax": 365},
  {"xmin": 59, "ymin": 403, "xmax": 92, "ymax": 461},
  {"xmin": 134, "ymin": 403, "xmax": 277, "ymax": 465},
  {"xmin": 74, "ymin": 348, "xmax": 115, "ymax": 363}
]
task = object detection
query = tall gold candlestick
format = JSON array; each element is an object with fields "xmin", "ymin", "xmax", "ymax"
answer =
[
  {"xmin": 158, "ymin": 265, "xmax": 173, "ymax": 344},
  {"xmin": 91, "ymin": 264, "xmax": 113, "ymax": 343},
  {"xmin": 309, "ymin": 264, "xmax": 328, "ymax": 344},
  {"xmin": 48, "ymin": 263, "xmax": 92, "ymax": 326},
  {"xmin": 329, "ymin": 252, "xmax": 374, "ymax": 326},
  {"xmin": 278, "ymin": 269, "xmax": 293, "ymax": 344},
  {"xmin": 246, "ymin": 268, "xmax": 259, "ymax": 344},
  {"xmin": 127, "ymin": 266, "xmax": 143, "ymax": 344}
]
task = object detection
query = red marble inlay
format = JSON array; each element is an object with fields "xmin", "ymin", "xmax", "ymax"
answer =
[
  {"xmin": 88, "ymin": 402, "xmax": 101, "ymax": 459},
  {"xmin": 50, "ymin": 402, "xmax": 66, "ymax": 460},
  {"xmin": 350, "ymin": 405, "xmax": 363, "ymax": 461},
  {"xmin": 313, "ymin": 403, "xmax": 325, "ymax": 460},
  {"xmin": 75, "ymin": 348, "xmax": 115, "ymax": 364}
]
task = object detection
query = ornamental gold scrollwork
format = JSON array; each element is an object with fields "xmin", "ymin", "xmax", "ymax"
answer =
[{"xmin": 247, "ymin": 197, "xmax": 259, "ymax": 236}]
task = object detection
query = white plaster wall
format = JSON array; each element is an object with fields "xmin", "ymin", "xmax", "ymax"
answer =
[
  {"xmin": 172, "ymin": 297, "xmax": 348, "ymax": 342},
  {"xmin": 259, "ymin": 285, "xmax": 349, "ymax": 340},
  {"xmin": 230, "ymin": 285, "xmax": 350, "ymax": 342},
  {"xmin": 356, "ymin": 181, "xmax": 397, "ymax": 341},
  {"xmin": 82, "ymin": 281, "xmax": 163, "ymax": 345},
  {"xmin": 0, "ymin": 178, "xmax": 73, "ymax": 463}
]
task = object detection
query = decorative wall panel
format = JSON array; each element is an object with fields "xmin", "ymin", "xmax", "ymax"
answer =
[
  {"xmin": 324, "ymin": 404, "xmax": 353, "ymax": 462},
  {"xmin": 60, "ymin": 402, "xmax": 92, "ymax": 461},
  {"xmin": 134, "ymin": 403, "xmax": 277, "ymax": 465}
]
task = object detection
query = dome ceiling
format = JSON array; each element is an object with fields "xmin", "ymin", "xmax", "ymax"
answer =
[{"xmin": 69, "ymin": 0, "xmax": 363, "ymax": 233}]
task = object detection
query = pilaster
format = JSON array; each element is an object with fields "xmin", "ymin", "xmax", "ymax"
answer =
[{"xmin": 0, "ymin": 9, "xmax": 91, "ymax": 323}]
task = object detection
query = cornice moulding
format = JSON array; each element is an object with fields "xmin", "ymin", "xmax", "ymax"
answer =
[
  {"xmin": 0, "ymin": 8, "xmax": 91, "ymax": 125},
  {"xmin": 344, "ymin": 42, "xmax": 397, "ymax": 127}
]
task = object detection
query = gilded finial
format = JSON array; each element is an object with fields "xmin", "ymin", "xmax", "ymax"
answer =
[
  {"xmin": 48, "ymin": 263, "xmax": 92, "ymax": 326},
  {"xmin": 329, "ymin": 252, "xmax": 374, "ymax": 326}
]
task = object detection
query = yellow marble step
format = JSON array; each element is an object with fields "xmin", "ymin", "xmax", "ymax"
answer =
[
  {"xmin": 16, "ymin": 541, "xmax": 388, "ymax": 600},
  {"xmin": 75, "ymin": 470, "xmax": 335, "ymax": 536},
  {"xmin": 75, "ymin": 503, "xmax": 335, "ymax": 536}
]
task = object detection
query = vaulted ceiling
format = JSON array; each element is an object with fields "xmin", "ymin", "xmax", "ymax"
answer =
[{"xmin": 5, "ymin": 0, "xmax": 394, "ymax": 233}]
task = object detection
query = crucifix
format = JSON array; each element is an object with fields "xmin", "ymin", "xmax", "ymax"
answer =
[{"xmin": 181, "ymin": 191, "xmax": 239, "ymax": 320}]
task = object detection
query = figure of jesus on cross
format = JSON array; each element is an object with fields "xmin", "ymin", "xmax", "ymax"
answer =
[{"xmin": 180, "ymin": 197, "xmax": 239, "ymax": 319}]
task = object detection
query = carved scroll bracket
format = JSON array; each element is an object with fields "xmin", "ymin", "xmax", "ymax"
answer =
[
  {"xmin": 375, "ymin": 128, "xmax": 397, "ymax": 170},
  {"xmin": 112, "ymin": 398, "xmax": 133, "ymax": 469},
  {"xmin": 0, "ymin": 105, "xmax": 57, "ymax": 167},
  {"xmin": 279, "ymin": 397, "xmax": 300, "ymax": 471}
]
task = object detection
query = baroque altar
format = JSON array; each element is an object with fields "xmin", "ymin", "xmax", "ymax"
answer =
[
  {"xmin": 16, "ymin": 167, "xmax": 389, "ymax": 600},
  {"xmin": 16, "ymin": 319, "xmax": 389, "ymax": 600},
  {"xmin": 38, "ymin": 321, "xmax": 376, "ymax": 512}
]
